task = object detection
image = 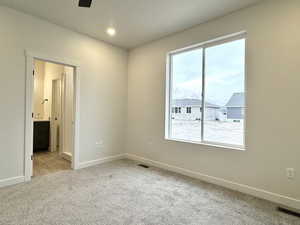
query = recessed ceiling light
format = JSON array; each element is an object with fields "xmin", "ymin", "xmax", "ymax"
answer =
[{"xmin": 106, "ymin": 27, "xmax": 116, "ymax": 36}]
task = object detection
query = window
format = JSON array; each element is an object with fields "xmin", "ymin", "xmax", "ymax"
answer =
[
  {"xmin": 186, "ymin": 107, "xmax": 192, "ymax": 114},
  {"xmin": 166, "ymin": 33, "xmax": 246, "ymax": 149},
  {"xmin": 172, "ymin": 107, "xmax": 181, "ymax": 114}
]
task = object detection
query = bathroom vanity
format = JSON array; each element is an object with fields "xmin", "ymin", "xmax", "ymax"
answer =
[{"xmin": 33, "ymin": 120, "xmax": 50, "ymax": 152}]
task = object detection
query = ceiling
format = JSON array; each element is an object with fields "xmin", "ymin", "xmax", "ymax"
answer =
[{"xmin": 0, "ymin": 0, "xmax": 263, "ymax": 49}]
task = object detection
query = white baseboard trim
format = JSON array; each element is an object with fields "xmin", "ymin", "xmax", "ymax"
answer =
[
  {"xmin": 0, "ymin": 176, "xmax": 25, "ymax": 188},
  {"xmin": 78, "ymin": 154, "xmax": 126, "ymax": 169},
  {"xmin": 0, "ymin": 154, "xmax": 125, "ymax": 188},
  {"xmin": 61, "ymin": 152, "xmax": 72, "ymax": 162},
  {"xmin": 125, "ymin": 153, "xmax": 300, "ymax": 210}
]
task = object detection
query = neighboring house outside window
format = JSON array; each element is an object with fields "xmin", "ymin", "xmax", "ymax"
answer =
[
  {"xmin": 225, "ymin": 92, "xmax": 245, "ymax": 122},
  {"xmin": 166, "ymin": 33, "xmax": 246, "ymax": 148},
  {"xmin": 175, "ymin": 107, "xmax": 181, "ymax": 114},
  {"xmin": 171, "ymin": 99, "xmax": 220, "ymax": 121},
  {"xmin": 186, "ymin": 107, "xmax": 192, "ymax": 114}
]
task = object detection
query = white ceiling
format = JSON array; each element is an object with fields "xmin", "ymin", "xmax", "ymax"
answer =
[{"xmin": 0, "ymin": 0, "xmax": 263, "ymax": 49}]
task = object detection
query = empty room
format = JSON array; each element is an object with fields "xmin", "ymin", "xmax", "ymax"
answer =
[{"xmin": 0, "ymin": 0, "xmax": 299, "ymax": 224}]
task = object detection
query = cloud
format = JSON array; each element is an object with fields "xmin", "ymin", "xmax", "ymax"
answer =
[{"xmin": 173, "ymin": 71, "xmax": 243, "ymax": 105}]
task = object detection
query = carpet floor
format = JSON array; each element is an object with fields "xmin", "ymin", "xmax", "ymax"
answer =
[
  {"xmin": 33, "ymin": 151, "xmax": 71, "ymax": 177},
  {"xmin": 0, "ymin": 159, "xmax": 299, "ymax": 225}
]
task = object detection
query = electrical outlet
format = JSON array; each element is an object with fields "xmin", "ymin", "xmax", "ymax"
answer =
[{"xmin": 286, "ymin": 168, "xmax": 295, "ymax": 179}]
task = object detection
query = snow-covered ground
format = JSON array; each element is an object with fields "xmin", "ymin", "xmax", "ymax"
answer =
[{"xmin": 171, "ymin": 120, "xmax": 244, "ymax": 146}]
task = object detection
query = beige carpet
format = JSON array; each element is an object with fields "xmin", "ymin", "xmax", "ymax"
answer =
[
  {"xmin": 33, "ymin": 151, "xmax": 71, "ymax": 177},
  {"xmin": 0, "ymin": 159, "xmax": 299, "ymax": 225}
]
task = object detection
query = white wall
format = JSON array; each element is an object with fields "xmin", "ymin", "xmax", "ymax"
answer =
[
  {"xmin": 43, "ymin": 62, "xmax": 64, "ymax": 120},
  {"xmin": 127, "ymin": 0, "xmax": 300, "ymax": 207},
  {"xmin": 33, "ymin": 60, "xmax": 45, "ymax": 119},
  {"xmin": 0, "ymin": 6, "xmax": 127, "ymax": 181}
]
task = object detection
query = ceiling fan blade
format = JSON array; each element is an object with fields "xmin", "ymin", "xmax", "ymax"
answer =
[{"xmin": 78, "ymin": 0, "xmax": 92, "ymax": 8}]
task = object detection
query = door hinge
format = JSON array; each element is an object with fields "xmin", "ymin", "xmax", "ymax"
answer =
[
  {"xmin": 33, "ymin": 70, "xmax": 35, "ymax": 76},
  {"xmin": 32, "ymin": 113, "xmax": 34, "ymax": 118},
  {"xmin": 31, "ymin": 155, "xmax": 33, "ymax": 160}
]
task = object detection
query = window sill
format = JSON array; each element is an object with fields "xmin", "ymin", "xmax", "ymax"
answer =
[{"xmin": 165, "ymin": 137, "xmax": 245, "ymax": 151}]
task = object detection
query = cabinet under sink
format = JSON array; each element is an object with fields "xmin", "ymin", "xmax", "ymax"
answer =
[{"xmin": 33, "ymin": 121, "xmax": 50, "ymax": 152}]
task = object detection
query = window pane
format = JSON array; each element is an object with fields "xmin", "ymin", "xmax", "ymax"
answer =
[
  {"xmin": 170, "ymin": 49, "xmax": 203, "ymax": 142},
  {"xmin": 203, "ymin": 39, "xmax": 245, "ymax": 146}
]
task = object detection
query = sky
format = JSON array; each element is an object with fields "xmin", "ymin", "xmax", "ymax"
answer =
[{"xmin": 172, "ymin": 39, "xmax": 245, "ymax": 106}]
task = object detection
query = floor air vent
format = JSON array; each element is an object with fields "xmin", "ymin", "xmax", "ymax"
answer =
[
  {"xmin": 138, "ymin": 164, "xmax": 149, "ymax": 168},
  {"xmin": 277, "ymin": 207, "xmax": 300, "ymax": 218}
]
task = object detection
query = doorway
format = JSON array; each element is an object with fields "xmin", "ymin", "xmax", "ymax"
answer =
[{"xmin": 25, "ymin": 52, "xmax": 80, "ymax": 180}]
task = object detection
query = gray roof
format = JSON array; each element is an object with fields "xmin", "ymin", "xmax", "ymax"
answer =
[
  {"xmin": 173, "ymin": 99, "xmax": 220, "ymax": 108},
  {"xmin": 225, "ymin": 93, "xmax": 245, "ymax": 107}
]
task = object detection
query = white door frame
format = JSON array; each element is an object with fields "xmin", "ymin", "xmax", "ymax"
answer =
[
  {"xmin": 50, "ymin": 78, "xmax": 62, "ymax": 153},
  {"xmin": 25, "ymin": 50, "xmax": 81, "ymax": 181}
]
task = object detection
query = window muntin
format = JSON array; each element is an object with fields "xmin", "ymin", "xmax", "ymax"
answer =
[{"xmin": 167, "ymin": 34, "xmax": 246, "ymax": 149}]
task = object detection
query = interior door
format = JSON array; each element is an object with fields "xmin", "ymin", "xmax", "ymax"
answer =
[{"xmin": 51, "ymin": 79, "xmax": 61, "ymax": 152}]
